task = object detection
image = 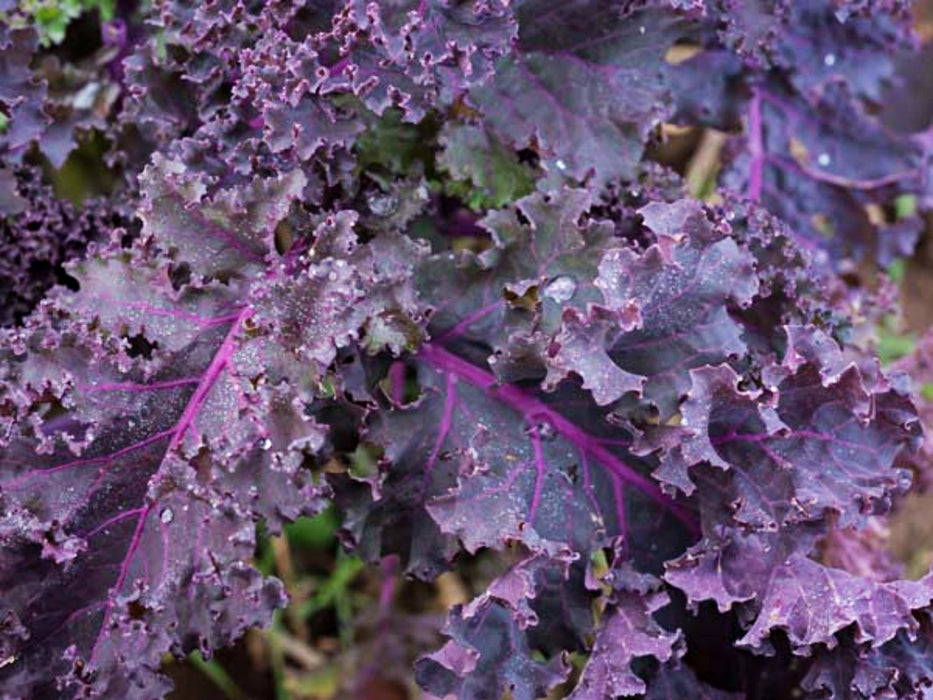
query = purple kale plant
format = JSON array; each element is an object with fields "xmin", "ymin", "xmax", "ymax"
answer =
[{"xmin": 2, "ymin": 1, "xmax": 933, "ymax": 698}]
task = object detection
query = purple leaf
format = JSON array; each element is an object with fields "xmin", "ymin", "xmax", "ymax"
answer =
[
  {"xmin": 802, "ymin": 618, "xmax": 933, "ymax": 699},
  {"xmin": 34, "ymin": 47, "xmax": 123, "ymax": 169},
  {"xmin": 0, "ymin": 26, "xmax": 48, "ymax": 159},
  {"xmin": 415, "ymin": 555, "xmax": 577, "ymax": 700},
  {"xmin": 139, "ymin": 154, "xmax": 307, "ymax": 279},
  {"xmin": 665, "ymin": 527, "xmax": 933, "ymax": 657},
  {"xmin": 0, "ymin": 2, "xmax": 930, "ymax": 697},
  {"xmin": 0, "ymin": 303, "xmax": 315, "ymax": 697},
  {"xmin": 715, "ymin": 0, "xmax": 915, "ymax": 102},
  {"xmin": 725, "ymin": 82, "xmax": 925, "ymax": 265},
  {"xmin": 418, "ymin": 192, "xmax": 759, "ymax": 417},
  {"xmin": 739, "ymin": 555, "xmax": 933, "ymax": 652},
  {"xmin": 569, "ymin": 566, "xmax": 683, "ymax": 699},
  {"xmin": 0, "ymin": 160, "xmax": 407, "ymax": 697},
  {"xmin": 334, "ymin": 360, "xmax": 462, "ymax": 579},
  {"xmin": 318, "ymin": 0, "xmax": 516, "ymax": 119},
  {"xmin": 0, "ymin": 167, "xmax": 125, "ymax": 327},
  {"xmin": 417, "ymin": 343, "xmax": 697, "ymax": 560},
  {"xmin": 643, "ymin": 662, "xmax": 744, "ymax": 700},
  {"xmin": 471, "ymin": 1, "xmax": 696, "ymax": 183},
  {"xmin": 593, "ymin": 199, "xmax": 758, "ymax": 417},
  {"xmin": 655, "ymin": 337, "xmax": 916, "ymax": 530},
  {"xmin": 415, "ymin": 598, "xmax": 568, "ymax": 700}
]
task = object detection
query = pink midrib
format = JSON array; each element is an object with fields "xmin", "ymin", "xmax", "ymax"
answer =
[
  {"xmin": 88, "ymin": 307, "xmax": 251, "ymax": 665},
  {"xmin": 417, "ymin": 343, "xmax": 698, "ymax": 534},
  {"xmin": 747, "ymin": 88, "xmax": 764, "ymax": 202}
]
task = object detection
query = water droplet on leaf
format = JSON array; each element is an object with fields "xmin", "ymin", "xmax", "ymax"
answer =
[
  {"xmin": 823, "ymin": 53, "xmax": 836, "ymax": 67},
  {"xmin": 898, "ymin": 470, "xmax": 913, "ymax": 491},
  {"xmin": 544, "ymin": 275, "xmax": 577, "ymax": 303},
  {"xmin": 160, "ymin": 508, "xmax": 174, "ymax": 524},
  {"xmin": 527, "ymin": 419, "xmax": 557, "ymax": 442},
  {"xmin": 367, "ymin": 191, "xmax": 399, "ymax": 217},
  {"xmin": 817, "ymin": 153, "xmax": 831, "ymax": 167}
]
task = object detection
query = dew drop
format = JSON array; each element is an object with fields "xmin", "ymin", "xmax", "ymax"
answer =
[
  {"xmin": 367, "ymin": 191, "xmax": 399, "ymax": 217},
  {"xmin": 817, "ymin": 153, "xmax": 831, "ymax": 167},
  {"xmin": 544, "ymin": 275, "xmax": 577, "ymax": 303},
  {"xmin": 259, "ymin": 438, "xmax": 272, "ymax": 451},
  {"xmin": 527, "ymin": 419, "xmax": 557, "ymax": 442},
  {"xmin": 160, "ymin": 508, "xmax": 174, "ymax": 524},
  {"xmin": 327, "ymin": 270, "xmax": 338, "ymax": 282},
  {"xmin": 639, "ymin": 25, "xmax": 646, "ymax": 34},
  {"xmin": 823, "ymin": 53, "xmax": 836, "ymax": 67},
  {"xmin": 73, "ymin": 83, "xmax": 99, "ymax": 111},
  {"xmin": 555, "ymin": 159, "xmax": 567, "ymax": 171},
  {"xmin": 898, "ymin": 470, "xmax": 913, "ymax": 491}
]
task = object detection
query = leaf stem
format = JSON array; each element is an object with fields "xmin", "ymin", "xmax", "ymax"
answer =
[
  {"xmin": 747, "ymin": 87, "xmax": 764, "ymax": 201},
  {"xmin": 267, "ymin": 610, "xmax": 289, "ymax": 700},
  {"xmin": 418, "ymin": 342, "xmax": 700, "ymax": 535},
  {"xmin": 297, "ymin": 552, "xmax": 365, "ymax": 619},
  {"xmin": 188, "ymin": 651, "xmax": 247, "ymax": 700}
]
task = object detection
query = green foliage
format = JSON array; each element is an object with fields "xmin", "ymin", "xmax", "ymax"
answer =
[
  {"xmin": 355, "ymin": 108, "xmax": 438, "ymax": 177},
  {"xmin": 886, "ymin": 258, "xmax": 907, "ymax": 284},
  {"xmin": 895, "ymin": 194, "xmax": 918, "ymax": 220},
  {"xmin": 355, "ymin": 111, "xmax": 535, "ymax": 212},
  {"xmin": 297, "ymin": 551, "xmax": 365, "ymax": 621},
  {"xmin": 51, "ymin": 130, "xmax": 121, "ymax": 204},
  {"xmin": 9, "ymin": 0, "xmax": 116, "ymax": 46},
  {"xmin": 285, "ymin": 507, "xmax": 340, "ymax": 550},
  {"xmin": 921, "ymin": 383, "xmax": 933, "ymax": 403},
  {"xmin": 877, "ymin": 318, "xmax": 916, "ymax": 365},
  {"xmin": 187, "ymin": 651, "xmax": 247, "ymax": 700},
  {"xmin": 438, "ymin": 123, "xmax": 536, "ymax": 210}
]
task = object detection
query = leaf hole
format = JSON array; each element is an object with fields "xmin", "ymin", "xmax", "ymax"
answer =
[
  {"xmin": 125, "ymin": 333, "xmax": 158, "ymax": 359},
  {"xmin": 274, "ymin": 219, "xmax": 294, "ymax": 255},
  {"xmin": 380, "ymin": 361, "xmax": 421, "ymax": 406},
  {"xmin": 60, "ymin": 272, "xmax": 80, "ymax": 292},
  {"xmin": 516, "ymin": 148, "xmax": 539, "ymax": 167},
  {"xmin": 126, "ymin": 600, "xmax": 147, "ymax": 620},
  {"xmin": 168, "ymin": 262, "xmax": 192, "ymax": 290}
]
